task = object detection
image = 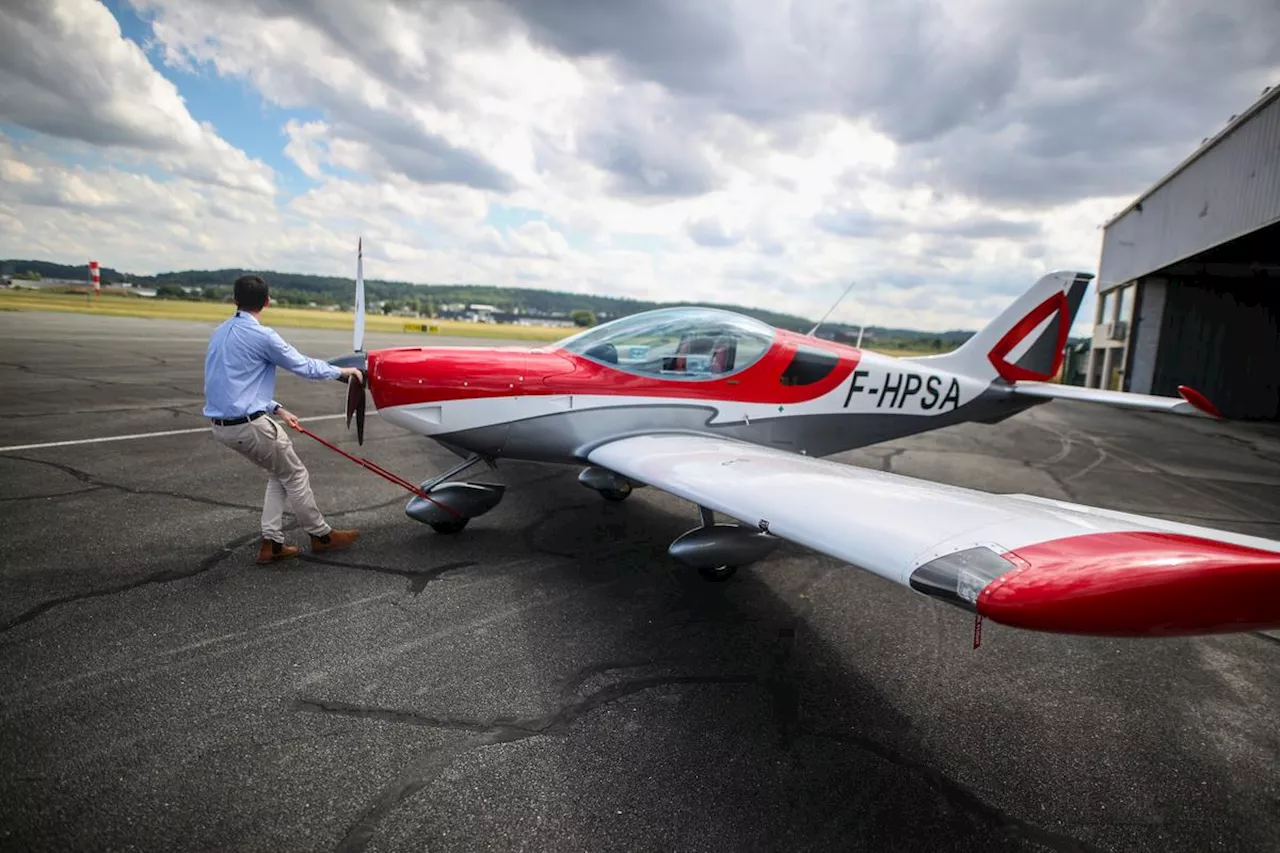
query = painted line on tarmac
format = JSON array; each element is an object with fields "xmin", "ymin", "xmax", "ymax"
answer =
[{"xmin": 0, "ymin": 413, "xmax": 349, "ymax": 454}]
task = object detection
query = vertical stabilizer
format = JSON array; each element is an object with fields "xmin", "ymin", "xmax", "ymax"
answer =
[{"xmin": 907, "ymin": 270, "xmax": 1092, "ymax": 383}]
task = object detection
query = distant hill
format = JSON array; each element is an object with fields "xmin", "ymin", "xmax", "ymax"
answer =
[{"xmin": 0, "ymin": 257, "xmax": 979, "ymax": 348}]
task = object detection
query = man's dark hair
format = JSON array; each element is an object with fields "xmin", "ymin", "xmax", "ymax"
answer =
[{"xmin": 233, "ymin": 274, "xmax": 269, "ymax": 312}]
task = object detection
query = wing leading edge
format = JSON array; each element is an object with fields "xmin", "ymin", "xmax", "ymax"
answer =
[{"xmin": 587, "ymin": 434, "xmax": 1280, "ymax": 637}]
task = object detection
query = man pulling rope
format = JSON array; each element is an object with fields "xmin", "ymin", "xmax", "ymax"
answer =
[{"xmin": 203, "ymin": 274, "xmax": 362, "ymax": 564}]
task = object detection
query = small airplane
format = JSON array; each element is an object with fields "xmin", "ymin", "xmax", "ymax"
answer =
[{"xmin": 325, "ymin": 241, "xmax": 1280, "ymax": 639}]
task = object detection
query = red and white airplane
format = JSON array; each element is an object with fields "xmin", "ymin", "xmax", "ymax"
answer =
[{"xmin": 327, "ymin": 252, "xmax": 1280, "ymax": 640}]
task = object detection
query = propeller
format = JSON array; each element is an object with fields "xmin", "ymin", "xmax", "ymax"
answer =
[{"xmin": 327, "ymin": 236, "xmax": 369, "ymax": 444}]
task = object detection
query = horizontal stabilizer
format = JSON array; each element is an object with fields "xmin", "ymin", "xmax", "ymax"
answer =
[{"xmin": 1010, "ymin": 382, "xmax": 1223, "ymax": 419}]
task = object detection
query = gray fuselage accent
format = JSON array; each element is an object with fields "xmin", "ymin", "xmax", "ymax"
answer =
[{"xmin": 426, "ymin": 384, "xmax": 1042, "ymax": 466}]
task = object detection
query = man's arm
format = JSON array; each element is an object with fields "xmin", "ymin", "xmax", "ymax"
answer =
[{"xmin": 263, "ymin": 329, "xmax": 344, "ymax": 381}]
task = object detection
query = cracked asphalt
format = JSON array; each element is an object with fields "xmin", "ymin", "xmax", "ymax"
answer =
[{"xmin": 2, "ymin": 311, "xmax": 1279, "ymax": 853}]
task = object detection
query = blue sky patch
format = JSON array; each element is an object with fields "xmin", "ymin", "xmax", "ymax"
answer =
[{"xmin": 105, "ymin": 0, "xmax": 321, "ymax": 197}]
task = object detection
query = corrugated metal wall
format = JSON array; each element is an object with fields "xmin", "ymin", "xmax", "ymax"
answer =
[
  {"xmin": 1152, "ymin": 278, "xmax": 1280, "ymax": 420},
  {"xmin": 1099, "ymin": 88, "xmax": 1280, "ymax": 289}
]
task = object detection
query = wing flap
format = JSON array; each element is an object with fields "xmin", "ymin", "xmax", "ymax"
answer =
[{"xmin": 588, "ymin": 434, "xmax": 1280, "ymax": 636}]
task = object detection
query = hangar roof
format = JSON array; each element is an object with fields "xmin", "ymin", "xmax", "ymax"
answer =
[{"xmin": 1098, "ymin": 83, "xmax": 1280, "ymax": 291}]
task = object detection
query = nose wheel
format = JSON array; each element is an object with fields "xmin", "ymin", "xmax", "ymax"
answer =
[
  {"xmin": 404, "ymin": 454, "xmax": 502, "ymax": 533},
  {"xmin": 698, "ymin": 564, "xmax": 738, "ymax": 582},
  {"xmin": 429, "ymin": 518, "xmax": 470, "ymax": 535},
  {"xmin": 599, "ymin": 483, "xmax": 633, "ymax": 502}
]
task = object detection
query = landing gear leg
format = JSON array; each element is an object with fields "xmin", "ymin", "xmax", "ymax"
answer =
[
  {"xmin": 579, "ymin": 466, "xmax": 638, "ymax": 502},
  {"xmin": 693, "ymin": 507, "xmax": 736, "ymax": 581},
  {"xmin": 405, "ymin": 453, "xmax": 505, "ymax": 533},
  {"xmin": 668, "ymin": 506, "xmax": 779, "ymax": 582}
]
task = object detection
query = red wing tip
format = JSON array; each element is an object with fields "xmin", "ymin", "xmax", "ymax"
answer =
[
  {"xmin": 977, "ymin": 532, "xmax": 1280, "ymax": 637},
  {"xmin": 1177, "ymin": 385, "xmax": 1224, "ymax": 419}
]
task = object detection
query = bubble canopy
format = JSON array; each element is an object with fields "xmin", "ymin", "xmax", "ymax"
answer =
[{"xmin": 554, "ymin": 307, "xmax": 778, "ymax": 380}]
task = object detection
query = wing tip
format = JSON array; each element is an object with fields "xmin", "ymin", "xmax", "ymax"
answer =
[
  {"xmin": 975, "ymin": 531, "xmax": 1280, "ymax": 637},
  {"xmin": 1177, "ymin": 385, "xmax": 1224, "ymax": 419}
]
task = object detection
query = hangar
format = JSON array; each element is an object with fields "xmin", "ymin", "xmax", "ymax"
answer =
[{"xmin": 1084, "ymin": 83, "xmax": 1280, "ymax": 420}]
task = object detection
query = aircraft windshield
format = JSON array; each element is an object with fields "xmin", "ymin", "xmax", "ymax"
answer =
[{"xmin": 556, "ymin": 307, "xmax": 776, "ymax": 379}]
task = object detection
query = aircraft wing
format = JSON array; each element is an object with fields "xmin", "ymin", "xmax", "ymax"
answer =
[{"xmin": 586, "ymin": 434, "xmax": 1280, "ymax": 637}]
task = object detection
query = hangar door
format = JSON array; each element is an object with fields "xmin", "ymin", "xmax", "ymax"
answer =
[{"xmin": 1151, "ymin": 278, "xmax": 1280, "ymax": 420}]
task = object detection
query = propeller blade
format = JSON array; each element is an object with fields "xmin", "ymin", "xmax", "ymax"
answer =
[
  {"xmin": 344, "ymin": 370, "xmax": 366, "ymax": 445},
  {"xmin": 353, "ymin": 236, "xmax": 366, "ymax": 354}
]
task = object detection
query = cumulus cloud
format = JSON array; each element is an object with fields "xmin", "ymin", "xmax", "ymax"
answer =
[
  {"xmin": 0, "ymin": 0, "xmax": 274, "ymax": 194},
  {"xmin": 5, "ymin": 0, "xmax": 1278, "ymax": 332}
]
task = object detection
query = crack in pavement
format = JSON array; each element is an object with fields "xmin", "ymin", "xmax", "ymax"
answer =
[
  {"xmin": 6, "ymin": 454, "xmax": 261, "ymax": 512},
  {"xmin": 0, "ymin": 360, "xmax": 200, "ymax": 398},
  {"xmin": 0, "ymin": 485, "xmax": 107, "ymax": 503},
  {"xmin": 1252, "ymin": 632, "xmax": 1280, "ymax": 648},
  {"xmin": 876, "ymin": 447, "xmax": 906, "ymax": 473},
  {"xmin": 299, "ymin": 670, "xmax": 758, "ymax": 853},
  {"xmin": 0, "ymin": 402, "xmax": 204, "ymax": 419},
  {"xmin": 0, "ymin": 532, "xmax": 261, "ymax": 634},
  {"xmin": 799, "ymin": 727, "xmax": 1101, "ymax": 853},
  {"xmin": 519, "ymin": 501, "xmax": 595, "ymax": 558},
  {"xmin": 0, "ymin": 489, "xmax": 464, "ymax": 635},
  {"xmin": 297, "ymin": 556, "xmax": 478, "ymax": 596}
]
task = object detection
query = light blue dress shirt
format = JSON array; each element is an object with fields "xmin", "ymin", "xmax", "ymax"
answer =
[{"xmin": 203, "ymin": 311, "xmax": 341, "ymax": 419}]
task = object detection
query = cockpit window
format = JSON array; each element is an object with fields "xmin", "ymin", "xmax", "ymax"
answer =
[
  {"xmin": 780, "ymin": 345, "xmax": 839, "ymax": 386},
  {"xmin": 556, "ymin": 307, "xmax": 776, "ymax": 380}
]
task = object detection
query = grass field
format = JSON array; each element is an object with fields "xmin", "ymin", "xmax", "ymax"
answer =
[
  {"xmin": 0, "ymin": 288, "xmax": 946, "ymax": 357},
  {"xmin": 0, "ymin": 289, "xmax": 568, "ymax": 342}
]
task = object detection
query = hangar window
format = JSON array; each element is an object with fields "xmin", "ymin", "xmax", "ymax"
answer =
[
  {"xmin": 779, "ymin": 345, "xmax": 839, "ymax": 386},
  {"xmin": 556, "ymin": 307, "xmax": 775, "ymax": 380}
]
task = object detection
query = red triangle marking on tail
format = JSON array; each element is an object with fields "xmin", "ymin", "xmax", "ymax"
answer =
[{"xmin": 987, "ymin": 290, "xmax": 1069, "ymax": 382}]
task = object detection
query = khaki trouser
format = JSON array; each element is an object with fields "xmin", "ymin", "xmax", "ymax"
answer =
[{"xmin": 211, "ymin": 415, "xmax": 332, "ymax": 542}]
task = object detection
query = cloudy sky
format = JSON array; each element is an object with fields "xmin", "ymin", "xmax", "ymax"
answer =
[{"xmin": 1, "ymin": 0, "xmax": 1276, "ymax": 331}]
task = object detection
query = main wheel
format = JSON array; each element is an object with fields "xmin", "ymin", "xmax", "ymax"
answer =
[
  {"xmin": 698, "ymin": 564, "xmax": 738, "ymax": 582},
  {"xmin": 430, "ymin": 518, "xmax": 469, "ymax": 535},
  {"xmin": 600, "ymin": 484, "xmax": 632, "ymax": 502}
]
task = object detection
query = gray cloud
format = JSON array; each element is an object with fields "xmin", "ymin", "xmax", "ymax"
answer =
[
  {"xmin": 575, "ymin": 96, "xmax": 725, "ymax": 197},
  {"xmin": 492, "ymin": 0, "xmax": 736, "ymax": 95},
  {"xmin": 490, "ymin": 0, "xmax": 1280, "ymax": 207},
  {"xmin": 1, "ymin": 0, "xmax": 274, "ymax": 193},
  {"xmin": 338, "ymin": 103, "xmax": 515, "ymax": 192},
  {"xmin": 814, "ymin": 205, "xmax": 1042, "ymax": 241},
  {"xmin": 685, "ymin": 215, "xmax": 741, "ymax": 247}
]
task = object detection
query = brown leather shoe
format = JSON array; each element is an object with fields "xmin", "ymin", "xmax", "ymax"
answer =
[
  {"xmin": 310, "ymin": 529, "xmax": 360, "ymax": 553},
  {"xmin": 257, "ymin": 539, "xmax": 300, "ymax": 564}
]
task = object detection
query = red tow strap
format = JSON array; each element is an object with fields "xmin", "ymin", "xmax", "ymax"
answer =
[{"xmin": 290, "ymin": 422, "xmax": 463, "ymax": 519}]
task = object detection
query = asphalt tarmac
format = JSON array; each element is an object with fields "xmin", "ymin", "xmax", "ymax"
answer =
[{"xmin": 2, "ymin": 311, "xmax": 1278, "ymax": 853}]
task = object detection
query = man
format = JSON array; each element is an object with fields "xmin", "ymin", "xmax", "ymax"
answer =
[{"xmin": 204, "ymin": 274, "xmax": 362, "ymax": 563}]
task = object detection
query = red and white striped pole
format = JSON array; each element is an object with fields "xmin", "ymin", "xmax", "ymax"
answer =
[{"xmin": 89, "ymin": 260, "xmax": 100, "ymax": 295}]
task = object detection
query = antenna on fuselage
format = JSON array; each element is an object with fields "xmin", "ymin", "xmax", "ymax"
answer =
[{"xmin": 807, "ymin": 280, "xmax": 856, "ymax": 338}]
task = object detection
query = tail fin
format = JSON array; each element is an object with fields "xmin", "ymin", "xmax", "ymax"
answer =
[{"xmin": 908, "ymin": 270, "xmax": 1092, "ymax": 382}]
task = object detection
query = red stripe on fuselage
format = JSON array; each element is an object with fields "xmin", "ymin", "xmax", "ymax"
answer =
[
  {"xmin": 368, "ymin": 330, "xmax": 862, "ymax": 410},
  {"xmin": 976, "ymin": 531, "xmax": 1280, "ymax": 636}
]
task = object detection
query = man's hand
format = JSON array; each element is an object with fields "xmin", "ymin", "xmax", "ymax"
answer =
[
  {"xmin": 339, "ymin": 367, "xmax": 363, "ymax": 383},
  {"xmin": 276, "ymin": 407, "xmax": 301, "ymax": 429}
]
